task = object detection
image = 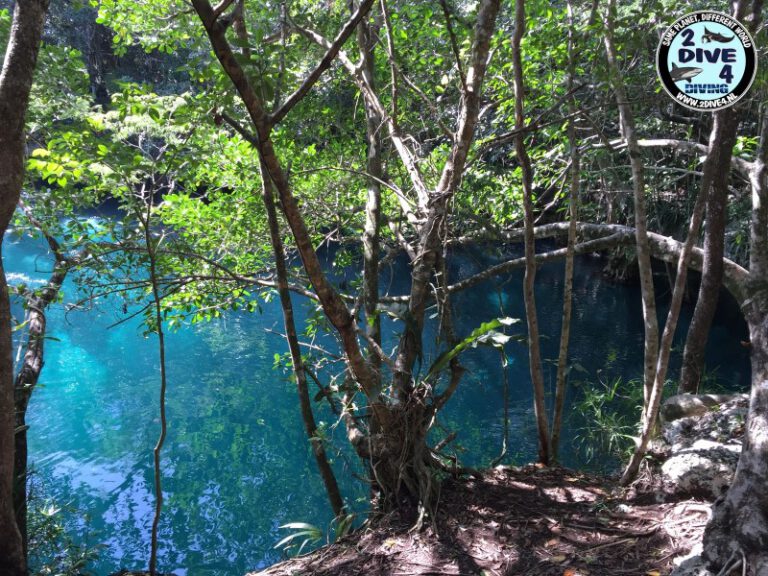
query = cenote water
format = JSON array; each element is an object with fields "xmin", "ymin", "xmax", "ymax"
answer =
[{"xmin": 5, "ymin": 229, "xmax": 750, "ymax": 575}]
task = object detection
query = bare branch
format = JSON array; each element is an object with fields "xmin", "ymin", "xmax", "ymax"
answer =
[
  {"xmin": 379, "ymin": 0, "xmax": 399, "ymax": 126},
  {"xmin": 438, "ymin": 0, "xmax": 468, "ymax": 93},
  {"xmin": 293, "ymin": 22, "xmax": 431, "ymax": 206},
  {"xmin": 270, "ymin": 0, "xmax": 376, "ymax": 126}
]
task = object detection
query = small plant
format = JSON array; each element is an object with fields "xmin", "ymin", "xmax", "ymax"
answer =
[
  {"xmin": 332, "ymin": 513, "xmax": 355, "ymax": 540},
  {"xmin": 572, "ymin": 376, "xmax": 640, "ymax": 469},
  {"xmin": 275, "ymin": 512, "xmax": 356, "ymax": 557},
  {"xmin": 274, "ymin": 522, "xmax": 324, "ymax": 556},
  {"xmin": 27, "ymin": 496, "xmax": 102, "ymax": 576}
]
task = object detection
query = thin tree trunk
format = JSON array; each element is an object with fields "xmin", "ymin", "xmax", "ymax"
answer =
[
  {"xmin": 193, "ymin": 0, "xmax": 380, "ymax": 395},
  {"xmin": 357, "ymin": 11, "xmax": 382, "ymax": 392},
  {"xmin": 143, "ymin": 193, "xmax": 168, "ymax": 576},
  {"xmin": 258, "ymin": 157, "xmax": 345, "ymax": 518},
  {"xmin": 0, "ymin": 1, "xmax": 49, "ymax": 573},
  {"xmin": 550, "ymin": 0, "xmax": 579, "ymax": 459},
  {"xmin": 86, "ymin": 19, "xmax": 114, "ymax": 108},
  {"xmin": 678, "ymin": 107, "xmax": 741, "ymax": 394},
  {"xmin": 513, "ymin": 0, "xmax": 550, "ymax": 465},
  {"xmin": 602, "ymin": 0, "xmax": 659, "ymax": 406},
  {"xmin": 619, "ymin": 45, "xmax": 750, "ymax": 481},
  {"xmin": 13, "ymin": 210, "xmax": 70, "ymax": 557},
  {"xmin": 620, "ymin": 151, "xmax": 709, "ymax": 485}
]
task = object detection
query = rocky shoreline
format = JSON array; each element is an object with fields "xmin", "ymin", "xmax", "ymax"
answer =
[{"xmin": 654, "ymin": 393, "xmax": 748, "ymax": 575}]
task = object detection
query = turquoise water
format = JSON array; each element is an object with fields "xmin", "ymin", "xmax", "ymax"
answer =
[{"xmin": 5, "ymin": 231, "xmax": 750, "ymax": 575}]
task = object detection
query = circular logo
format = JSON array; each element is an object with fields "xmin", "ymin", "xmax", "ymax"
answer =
[{"xmin": 656, "ymin": 11, "xmax": 757, "ymax": 111}]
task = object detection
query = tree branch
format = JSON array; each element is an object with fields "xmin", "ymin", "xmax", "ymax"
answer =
[{"xmin": 270, "ymin": 0, "xmax": 375, "ymax": 125}]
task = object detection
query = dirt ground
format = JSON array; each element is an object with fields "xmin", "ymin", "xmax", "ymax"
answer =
[{"xmin": 253, "ymin": 465, "xmax": 710, "ymax": 576}]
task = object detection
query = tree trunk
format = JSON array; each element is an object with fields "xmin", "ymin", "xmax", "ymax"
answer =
[
  {"xmin": 602, "ymin": 0, "xmax": 659, "ymax": 408},
  {"xmin": 620, "ymin": 147, "xmax": 709, "ymax": 485},
  {"xmin": 259, "ymin": 158, "xmax": 345, "ymax": 518},
  {"xmin": 143, "ymin": 196, "xmax": 168, "ymax": 576},
  {"xmin": 0, "ymin": 1, "xmax": 49, "ymax": 573},
  {"xmin": 357, "ymin": 13, "xmax": 382, "ymax": 391},
  {"xmin": 703, "ymin": 68, "xmax": 768, "ymax": 574},
  {"xmin": 14, "ymin": 262, "xmax": 68, "ymax": 558},
  {"xmin": 678, "ymin": 108, "xmax": 740, "ymax": 394},
  {"xmin": 192, "ymin": 0, "xmax": 501, "ymax": 513},
  {"xmin": 513, "ymin": 0, "xmax": 550, "ymax": 465},
  {"xmin": 550, "ymin": 0, "xmax": 579, "ymax": 459},
  {"xmin": 703, "ymin": 312, "xmax": 768, "ymax": 573},
  {"xmin": 86, "ymin": 20, "xmax": 114, "ymax": 108},
  {"xmin": 12, "ymin": 203, "xmax": 69, "ymax": 559}
]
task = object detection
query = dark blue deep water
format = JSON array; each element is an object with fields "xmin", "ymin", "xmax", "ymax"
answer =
[{"xmin": 4, "ymin": 231, "xmax": 750, "ymax": 575}]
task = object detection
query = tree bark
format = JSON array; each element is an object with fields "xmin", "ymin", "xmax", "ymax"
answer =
[
  {"xmin": 513, "ymin": 0, "xmax": 550, "ymax": 465},
  {"xmin": 602, "ymin": 0, "xmax": 659, "ymax": 406},
  {"xmin": 356, "ymin": 11, "xmax": 382, "ymax": 392},
  {"xmin": 258, "ymin": 158, "xmax": 345, "ymax": 519},
  {"xmin": 704, "ymin": 74, "xmax": 768, "ymax": 574},
  {"xmin": 13, "ymin": 253, "xmax": 68, "ymax": 558},
  {"xmin": 0, "ymin": 1, "xmax": 49, "ymax": 573},
  {"xmin": 550, "ymin": 0, "xmax": 578, "ymax": 460},
  {"xmin": 678, "ymin": 107, "xmax": 741, "ymax": 394},
  {"xmin": 703, "ymin": 312, "xmax": 768, "ymax": 573}
]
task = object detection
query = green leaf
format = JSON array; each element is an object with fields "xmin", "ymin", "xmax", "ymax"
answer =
[
  {"xmin": 31, "ymin": 147, "xmax": 50, "ymax": 158},
  {"xmin": 279, "ymin": 522, "xmax": 319, "ymax": 530},
  {"xmin": 425, "ymin": 317, "xmax": 519, "ymax": 381}
]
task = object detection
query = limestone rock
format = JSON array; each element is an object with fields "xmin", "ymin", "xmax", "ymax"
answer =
[
  {"xmin": 659, "ymin": 394, "xmax": 748, "ymax": 499},
  {"xmin": 661, "ymin": 394, "xmax": 738, "ymax": 423},
  {"xmin": 661, "ymin": 443, "xmax": 739, "ymax": 498},
  {"xmin": 670, "ymin": 552, "xmax": 714, "ymax": 576},
  {"xmin": 662, "ymin": 394, "xmax": 748, "ymax": 449}
]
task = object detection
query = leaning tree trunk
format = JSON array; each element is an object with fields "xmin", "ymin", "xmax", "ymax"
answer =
[
  {"xmin": 678, "ymin": 107, "xmax": 740, "ymax": 394},
  {"xmin": 258, "ymin": 158, "xmax": 345, "ymax": 518},
  {"xmin": 14, "ymin": 258, "xmax": 68, "ymax": 558},
  {"xmin": 0, "ymin": 1, "xmax": 49, "ymax": 573}
]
